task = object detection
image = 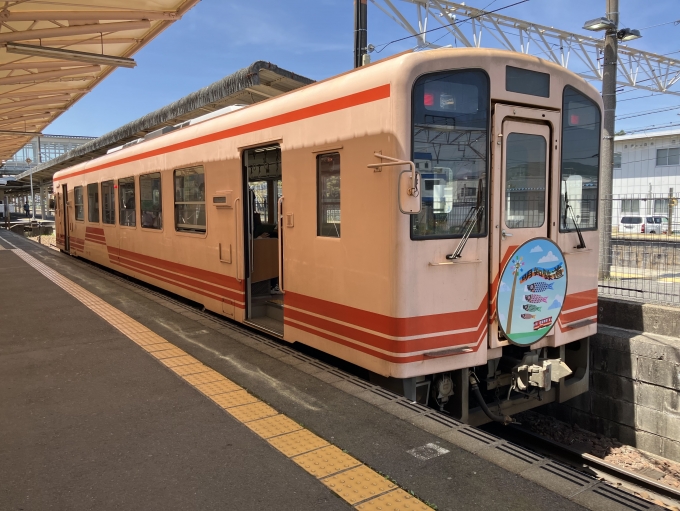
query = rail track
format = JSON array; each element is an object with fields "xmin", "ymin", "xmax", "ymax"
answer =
[{"xmin": 483, "ymin": 422, "xmax": 680, "ymax": 509}]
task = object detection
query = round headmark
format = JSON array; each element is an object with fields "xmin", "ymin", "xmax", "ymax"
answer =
[{"xmin": 496, "ymin": 238, "xmax": 567, "ymax": 346}]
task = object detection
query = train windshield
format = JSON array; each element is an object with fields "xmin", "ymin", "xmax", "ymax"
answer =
[
  {"xmin": 411, "ymin": 69, "xmax": 489, "ymax": 239},
  {"xmin": 560, "ymin": 86, "xmax": 601, "ymax": 231}
]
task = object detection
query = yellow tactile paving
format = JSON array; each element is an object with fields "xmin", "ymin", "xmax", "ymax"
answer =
[
  {"xmin": 210, "ymin": 390, "xmax": 258, "ymax": 409},
  {"xmin": 150, "ymin": 348, "xmax": 188, "ymax": 360},
  {"xmin": 142, "ymin": 342, "xmax": 176, "ymax": 353},
  {"xmin": 228, "ymin": 401, "xmax": 279, "ymax": 423},
  {"xmin": 130, "ymin": 332, "xmax": 168, "ymax": 347},
  {"xmin": 160, "ymin": 355, "xmax": 198, "ymax": 368},
  {"xmin": 182, "ymin": 371, "xmax": 227, "ymax": 386},
  {"xmin": 268, "ymin": 429, "xmax": 329, "ymax": 457},
  {"xmin": 170, "ymin": 363, "xmax": 210, "ymax": 377},
  {"xmin": 246, "ymin": 414, "xmax": 303, "ymax": 439},
  {"xmin": 322, "ymin": 465, "xmax": 397, "ymax": 505},
  {"xmin": 195, "ymin": 380, "xmax": 242, "ymax": 397},
  {"xmin": 292, "ymin": 445, "xmax": 361, "ymax": 479},
  {"xmin": 355, "ymin": 489, "xmax": 432, "ymax": 511},
  {"xmin": 6, "ymin": 244, "xmax": 434, "ymax": 511}
]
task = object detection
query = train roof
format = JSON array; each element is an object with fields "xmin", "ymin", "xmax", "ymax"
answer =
[{"xmin": 53, "ymin": 48, "xmax": 601, "ymax": 183}]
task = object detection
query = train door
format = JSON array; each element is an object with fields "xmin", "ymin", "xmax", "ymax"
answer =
[
  {"xmin": 242, "ymin": 144, "xmax": 284, "ymax": 336},
  {"xmin": 492, "ymin": 107, "xmax": 552, "ymax": 344},
  {"xmin": 62, "ymin": 184, "xmax": 70, "ymax": 252}
]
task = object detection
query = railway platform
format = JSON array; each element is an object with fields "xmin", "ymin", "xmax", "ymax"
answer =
[{"xmin": 0, "ymin": 231, "xmax": 663, "ymax": 511}]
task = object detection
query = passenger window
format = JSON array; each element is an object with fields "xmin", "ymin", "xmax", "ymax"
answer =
[
  {"xmin": 317, "ymin": 153, "xmax": 341, "ymax": 237},
  {"xmin": 87, "ymin": 183, "xmax": 99, "ymax": 223},
  {"xmin": 174, "ymin": 166, "xmax": 205, "ymax": 233},
  {"xmin": 102, "ymin": 180, "xmax": 115, "ymax": 225},
  {"xmin": 119, "ymin": 177, "xmax": 136, "ymax": 227},
  {"xmin": 140, "ymin": 172, "xmax": 162, "ymax": 229},
  {"xmin": 74, "ymin": 186, "xmax": 84, "ymax": 221}
]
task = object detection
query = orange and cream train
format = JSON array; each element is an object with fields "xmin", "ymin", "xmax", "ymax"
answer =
[{"xmin": 54, "ymin": 49, "xmax": 600, "ymax": 424}]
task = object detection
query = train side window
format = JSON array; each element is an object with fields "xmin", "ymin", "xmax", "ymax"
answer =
[
  {"xmin": 87, "ymin": 183, "xmax": 100, "ymax": 223},
  {"xmin": 119, "ymin": 176, "xmax": 136, "ymax": 227},
  {"xmin": 140, "ymin": 172, "xmax": 162, "ymax": 229},
  {"xmin": 411, "ymin": 69, "xmax": 489, "ymax": 240},
  {"xmin": 560, "ymin": 86, "xmax": 601, "ymax": 232},
  {"xmin": 174, "ymin": 166, "xmax": 205, "ymax": 233},
  {"xmin": 101, "ymin": 180, "xmax": 115, "ymax": 225},
  {"xmin": 74, "ymin": 186, "xmax": 84, "ymax": 221},
  {"xmin": 317, "ymin": 153, "xmax": 340, "ymax": 237}
]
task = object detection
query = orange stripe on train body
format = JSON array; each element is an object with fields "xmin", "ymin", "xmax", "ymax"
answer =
[
  {"xmin": 285, "ymin": 290, "xmax": 486, "ymax": 338},
  {"xmin": 53, "ymin": 84, "xmax": 391, "ymax": 183}
]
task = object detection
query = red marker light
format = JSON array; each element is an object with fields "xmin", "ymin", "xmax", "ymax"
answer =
[
  {"xmin": 424, "ymin": 93, "xmax": 434, "ymax": 106},
  {"xmin": 570, "ymin": 114, "xmax": 580, "ymax": 125},
  {"xmin": 114, "ymin": 185, "xmax": 118, "ymax": 189}
]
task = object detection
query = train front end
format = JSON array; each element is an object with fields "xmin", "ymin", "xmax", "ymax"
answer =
[{"xmin": 388, "ymin": 49, "xmax": 600, "ymax": 424}]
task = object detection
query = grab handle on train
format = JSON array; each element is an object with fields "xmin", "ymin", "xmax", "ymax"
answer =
[
  {"xmin": 234, "ymin": 197, "xmax": 242, "ymax": 282},
  {"xmin": 502, "ymin": 229, "xmax": 513, "ymax": 239},
  {"xmin": 278, "ymin": 196, "xmax": 285, "ymax": 294}
]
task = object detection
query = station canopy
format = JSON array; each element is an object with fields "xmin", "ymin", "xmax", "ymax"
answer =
[
  {"xmin": 0, "ymin": 0, "xmax": 201, "ymax": 164},
  {"xmin": 19, "ymin": 61, "xmax": 314, "ymax": 184}
]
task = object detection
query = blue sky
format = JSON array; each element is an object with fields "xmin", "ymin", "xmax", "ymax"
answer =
[{"xmin": 47, "ymin": 0, "xmax": 680, "ymax": 137}]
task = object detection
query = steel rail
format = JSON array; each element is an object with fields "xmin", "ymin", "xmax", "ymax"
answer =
[{"xmin": 484, "ymin": 422, "xmax": 680, "ymax": 505}]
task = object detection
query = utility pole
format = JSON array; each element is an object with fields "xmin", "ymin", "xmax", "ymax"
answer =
[
  {"xmin": 669, "ymin": 187, "xmax": 675, "ymax": 234},
  {"xmin": 599, "ymin": 0, "xmax": 618, "ymax": 279},
  {"xmin": 354, "ymin": 0, "xmax": 368, "ymax": 68}
]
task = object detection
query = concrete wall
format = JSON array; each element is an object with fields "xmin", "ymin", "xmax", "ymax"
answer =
[{"xmin": 546, "ymin": 298, "xmax": 680, "ymax": 462}]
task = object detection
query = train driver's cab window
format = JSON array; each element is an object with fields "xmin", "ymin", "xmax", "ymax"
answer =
[
  {"xmin": 411, "ymin": 69, "xmax": 489, "ymax": 239},
  {"xmin": 317, "ymin": 153, "xmax": 340, "ymax": 237},
  {"xmin": 87, "ymin": 183, "xmax": 99, "ymax": 223},
  {"xmin": 74, "ymin": 186, "xmax": 84, "ymax": 221},
  {"xmin": 140, "ymin": 172, "xmax": 162, "ymax": 229},
  {"xmin": 119, "ymin": 177, "xmax": 136, "ymax": 227},
  {"xmin": 102, "ymin": 180, "xmax": 115, "ymax": 224},
  {"xmin": 174, "ymin": 166, "xmax": 205, "ymax": 233},
  {"xmin": 560, "ymin": 86, "xmax": 601, "ymax": 232}
]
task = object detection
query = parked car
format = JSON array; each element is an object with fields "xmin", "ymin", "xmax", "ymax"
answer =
[
  {"xmin": 619, "ymin": 215, "xmax": 644, "ymax": 234},
  {"xmin": 644, "ymin": 216, "xmax": 669, "ymax": 234},
  {"xmin": 619, "ymin": 215, "xmax": 672, "ymax": 234}
]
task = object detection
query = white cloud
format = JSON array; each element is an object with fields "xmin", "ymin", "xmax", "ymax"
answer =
[
  {"xmin": 499, "ymin": 313, "xmax": 507, "ymax": 323},
  {"xmin": 530, "ymin": 245, "xmax": 543, "ymax": 253},
  {"xmin": 553, "ymin": 295, "xmax": 564, "ymax": 304},
  {"xmin": 538, "ymin": 251, "xmax": 559, "ymax": 264},
  {"xmin": 499, "ymin": 282, "xmax": 510, "ymax": 293}
]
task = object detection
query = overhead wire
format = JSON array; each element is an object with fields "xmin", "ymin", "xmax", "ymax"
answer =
[
  {"xmin": 372, "ymin": 0, "xmax": 530, "ymax": 54},
  {"xmin": 616, "ymin": 105, "xmax": 680, "ymax": 120}
]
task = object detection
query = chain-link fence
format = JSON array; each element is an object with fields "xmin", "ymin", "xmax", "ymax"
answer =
[{"xmin": 599, "ymin": 193, "xmax": 680, "ymax": 305}]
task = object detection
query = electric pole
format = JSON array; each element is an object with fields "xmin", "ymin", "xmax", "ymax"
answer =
[
  {"xmin": 354, "ymin": 0, "xmax": 368, "ymax": 68},
  {"xmin": 599, "ymin": 0, "xmax": 618, "ymax": 279}
]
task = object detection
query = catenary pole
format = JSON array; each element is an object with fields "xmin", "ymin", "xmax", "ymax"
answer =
[
  {"xmin": 354, "ymin": 0, "xmax": 367, "ymax": 68},
  {"xmin": 599, "ymin": 0, "xmax": 618, "ymax": 279}
]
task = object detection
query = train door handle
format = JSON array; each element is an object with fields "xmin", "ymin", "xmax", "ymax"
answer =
[
  {"xmin": 278, "ymin": 196, "xmax": 285, "ymax": 294},
  {"xmin": 502, "ymin": 229, "xmax": 513, "ymax": 239}
]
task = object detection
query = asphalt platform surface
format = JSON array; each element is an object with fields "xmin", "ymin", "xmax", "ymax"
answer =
[{"xmin": 0, "ymin": 232, "xmax": 591, "ymax": 511}]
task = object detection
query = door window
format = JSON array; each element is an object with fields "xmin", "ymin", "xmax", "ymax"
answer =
[
  {"xmin": 119, "ymin": 177, "xmax": 136, "ymax": 227},
  {"xmin": 74, "ymin": 186, "xmax": 84, "ymax": 221},
  {"xmin": 505, "ymin": 133, "xmax": 547, "ymax": 228}
]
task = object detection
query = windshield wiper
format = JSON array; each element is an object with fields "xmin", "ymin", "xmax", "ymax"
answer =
[
  {"xmin": 447, "ymin": 205, "xmax": 484, "ymax": 260},
  {"xmin": 564, "ymin": 186, "xmax": 586, "ymax": 249}
]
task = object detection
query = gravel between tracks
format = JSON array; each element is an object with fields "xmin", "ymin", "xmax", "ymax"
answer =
[{"xmin": 517, "ymin": 411, "xmax": 680, "ymax": 493}]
